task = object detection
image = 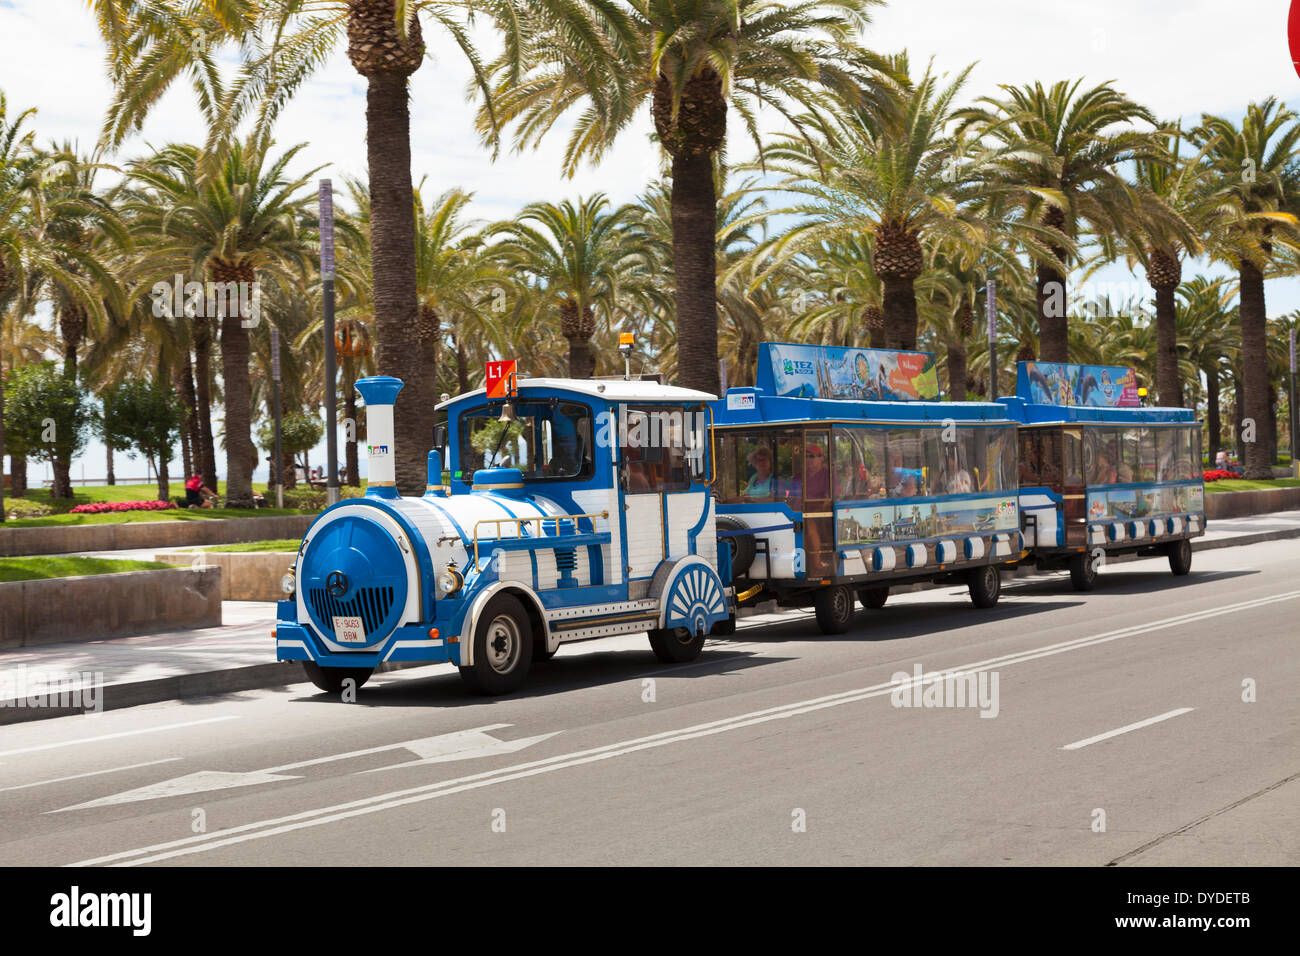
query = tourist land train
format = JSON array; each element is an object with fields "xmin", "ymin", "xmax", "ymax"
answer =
[{"xmin": 273, "ymin": 341, "xmax": 1206, "ymax": 696}]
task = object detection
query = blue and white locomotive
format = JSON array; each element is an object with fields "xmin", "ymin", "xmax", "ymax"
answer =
[{"xmin": 275, "ymin": 372, "xmax": 734, "ymax": 695}]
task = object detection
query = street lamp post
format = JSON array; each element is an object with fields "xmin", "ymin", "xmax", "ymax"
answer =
[
  {"xmin": 271, "ymin": 326, "xmax": 284, "ymax": 509},
  {"xmin": 320, "ymin": 180, "xmax": 339, "ymax": 506},
  {"xmin": 1290, "ymin": 328, "xmax": 1298, "ymax": 478},
  {"xmin": 986, "ymin": 273, "xmax": 998, "ymax": 401}
]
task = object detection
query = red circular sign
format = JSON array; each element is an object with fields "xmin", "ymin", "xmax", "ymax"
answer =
[{"xmin": 1292, "ymin": 0, "xmax": 1300, "ymax": 78}]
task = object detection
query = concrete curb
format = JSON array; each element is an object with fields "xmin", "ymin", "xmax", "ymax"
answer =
[
  {"xmin": 0, "ymin": 514, "xmax": 315, "ymax": 558},
  {"xmin": 2, "ymin": 526, "xmax": 1296, "ymax": 725},
  {"xmin": 0, "ymin": 659, "xmax": 421, "ymax": 725}
]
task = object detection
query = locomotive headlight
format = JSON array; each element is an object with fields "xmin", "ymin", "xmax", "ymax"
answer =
[
  {"xmin": 437, "ymin": 565, "xmax": 463, "ymax": 596},
  {"xmin": 280, "ymin": 571, "xmax": 297, "ymax": 596}
]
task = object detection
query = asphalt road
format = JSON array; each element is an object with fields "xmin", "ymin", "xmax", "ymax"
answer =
[{"xmin": 0, "ymin": 539, "xmax": 1296, "ymax": 866}]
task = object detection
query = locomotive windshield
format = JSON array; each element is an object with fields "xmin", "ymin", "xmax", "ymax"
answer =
[{"xmin": 458, "ymin": 400, "xmax": 594, "ymax": 482}]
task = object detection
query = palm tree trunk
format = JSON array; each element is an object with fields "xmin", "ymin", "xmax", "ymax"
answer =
[
  {"xmin": 156, "ymin": 448, "xmax": 170, "ymax": 502},
  {"xmin": 193, "ymin": 320, "xmax": 218, "ymax": 492},
  {"xmin": 1239, "ymin": 260, "xmax": 1272, "ymax": 477},
  {"xmin": 0, "ymin": 364, "xmax": 5, "ymax": 521},
  {"xmin": 671, "ymin": 151, "xmax": 721, "ymax": 395},
  {"xmin": 1232, "ymin": 369, "xmax": 1245, "ymax": 458},
  {"xmin": 1036, "ymin": 262, "xmax": 1069, "ymax": 362},
  {"xmin": 456, "ymin": 330, "xmax": 469, "ymax": 393},
  {"xmin": 1153, "ymin": 284, "xmax": 1181, "ymax": 406},
  {"xmin": 106, "ymin": 440, "xmax": 117, "ymax": 486},
  {"xmin": 218, "ymin": 271, "xmax": 255, "ymax": 508},
  {"xmin": 51, "ymin": 458, "xmax": 72, "ymax": 500},
  {"xmin": 946, "ymin": 344, "xmax": 967, "ymax": 402},
  {"xmin": 10, "ymin": 455, "xmax": 24, "ymax": 497},
  {"xmin": 1206, "ymin": 366, "xmax": 1221, "ymax": 465},
  {"xmin": 881, "ymin": 276, "xmax": 919, "ymax": 350},
  {"xmin": 179, "ymin": 357, "xmax": 198, "ymax": 481},
  {"xmin": 366, "ymin": 70, "xmax": 425, "ymax": 494}
]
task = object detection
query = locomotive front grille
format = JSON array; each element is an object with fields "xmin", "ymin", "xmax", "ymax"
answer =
[{"xmin": 308, "ymin": 585, "xmax": 396, "ymax": 638}]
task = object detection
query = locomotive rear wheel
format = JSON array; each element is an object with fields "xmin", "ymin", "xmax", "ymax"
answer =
[
  {"xmin": 814, "ymin": 585, "xmax": 855, "ymax": 634},
  {"xmin": 648, "ymin": 626, "xmax": 706, "ymax": 663},
  {"xmin": 967, "ymin": 565, "xmax": 1001, "ymax": 609},
  {"xmin": 459, "ymin": 594, "xmax": 533, "ymax": 695},
  {"xmin": 302, "ymin": 661, "xmax": 373, "ymax": 695}
]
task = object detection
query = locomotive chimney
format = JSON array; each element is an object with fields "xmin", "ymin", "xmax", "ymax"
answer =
[{"xmin": 354, "ymin": 376, "xmax": 404, "ymax": 498}]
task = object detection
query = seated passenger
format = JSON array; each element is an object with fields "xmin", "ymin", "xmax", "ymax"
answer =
[
  {"xmin": 805, "ymin": 442, "xmax": 830, "ymax": 499},
  {"xmin": 742, "ymin": 446, "xmax": 774, "ymax": 498}
]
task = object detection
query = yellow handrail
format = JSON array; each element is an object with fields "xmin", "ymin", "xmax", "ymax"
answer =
[{"xmin": 472, "ymin": 510, "xmax": 609, "ymax": 571}]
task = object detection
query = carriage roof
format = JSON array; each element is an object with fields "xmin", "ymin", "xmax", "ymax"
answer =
[
  {"xmin": 437, "ymin": 377, "xmax": 717, "ymax": 413},
  {"xmin": 712, "ymin": 388, "xmax": 1016, "ymax": 427},
  {"xmin": 1001, "ymin": 396, "xmax": 1198, "ymax": 426}
]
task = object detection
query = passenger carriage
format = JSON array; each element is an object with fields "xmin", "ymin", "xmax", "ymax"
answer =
[
  {"xmin": 274, "ymin": 369, "xmax": 734, "ymax": 696},
  {"xmin": 712, "ymin": 343, "xmax": 1023, "ymax": 634},
  {"xmin": 1005, "ymin": 360, "xmax": 1206, "ymax": 589}
]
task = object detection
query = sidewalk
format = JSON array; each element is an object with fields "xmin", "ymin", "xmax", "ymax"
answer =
[{"xmin": 3, "ymin": 510, "xmax": 1299, "ymax": 724}]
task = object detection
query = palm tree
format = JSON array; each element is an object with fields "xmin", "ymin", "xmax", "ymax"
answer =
[
  {"xmin": 485, "ymin": 0, "xmax": 885, "ymax": 393},
  {"xmin": 757, "ymin": 55, "xmax": 1006, "ymax": 350},
  {"xmin": 957, "ymin": 80, "xmax": 1165, "ymax": 362},
  {"xmin": 125, "ymin": 139, "xmax": 319, "ymax": 507},
  {"xmin": 490, "ymin": 194, "xmax": 655, "ymax": 378},
  {"xmin": 1107, "ymin": 127, "xmax": 1212, "ymax": 407},
  {"xmin": 1192, "ymin": 99, "xmax": 1300, "ymax": 477},
  {"xmin": 87, "ymin": 0, "xmax": 548, "ymax": 494}
]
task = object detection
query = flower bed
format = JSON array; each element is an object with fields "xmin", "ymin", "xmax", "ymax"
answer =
[
  {"xmin": 1202, "ymin": 469, "xmax": 1244, "ymax": 482},
  {"xmin": 68, "ymin": 499, "xmax": 177, "ymax": 514}
]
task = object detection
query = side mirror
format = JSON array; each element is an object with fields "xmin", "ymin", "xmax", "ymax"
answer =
[{"xmin": 433, "ymin": 423, "xmax": 447, "ymax": 451}]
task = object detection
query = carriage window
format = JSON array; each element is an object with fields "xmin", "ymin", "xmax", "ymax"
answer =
[
  {"xmin": 1118, "ymin": 428, "xmax": 1142, "ymax": 483},
  {"xmin": 833, "ymin": 432, "xmax": 862, "ymax": 499},
  {"xmin": 459, "ymin": 401, "xmax": 592, "ymax": 481},
  {"xmin": 840, "ymin": 428, "xmax": 888, "ymax": 498},
  {"xmin": 722, "ymin": 431, "xmax": 775, "ymax": 502},
  {"xmin": 1155, "ymin": 428, "xmax": 1175, "ymax": 482},
  {"xmin": 1137, "ymin": 428, "xmax": 1157, "ymax": 481},
  {"xmin": 804, "ymin": 431, "xmax": 831, "ymax": 501},
  {"xmin": 1086, "ymin": 428, "xmax": 1119, "ymax": 485},
  {"xmin": 1018, "ymin": 430, "xmax": 1041, "ymax": 485},
  {"xmin": 623, "ymin": 405, "xmax": 705, "ymax": 493},
  {"xmin": 887, "ymin": 430, "xmax": 925, "ymax": 498},
  {"xmin": 1190, "ymin": 427, "xmax": 1203, "ymax": 478},
  {"xmin": 1039, "ymin": 429, "xmax": 1063, "ymax": 489},
  {"xmin": 1063, "ymin": 430, "xmax": 1083, "ymax": 485},
  {"xmin": 775, "ymin": 431, "xmax": 804, "ymax": 509}
]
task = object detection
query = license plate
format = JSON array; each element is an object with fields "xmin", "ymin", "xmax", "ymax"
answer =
[{"xmin": 333, "ymin": 616, "xmax": 366, "ymax": 643}]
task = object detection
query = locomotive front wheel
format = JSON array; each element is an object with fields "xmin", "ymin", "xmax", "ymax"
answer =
[
  {"xmin": 459, "ymin": 593, "xmax": 534, "ymax": 695},
  {"xmin": 1168, "ymin": 538, "xmax": 1193, "ymax": 576},
  {"xmin": 814, "ymin": 585, "xmax": 855, "ymax": 634},
  {"xmin": 967, "ymin": 564, "xmax": 1001, "ymax": 609},
  {"xmin": 302, "ymin": 661, "xmax": 373, "ymax": 695},
  {"xmin": 1068, "ymin": 551, "xmax": 1099, "ymax": 591},
  {"xmin": 858, "ymin": 586, "xmax": 889, "ymax": 610},
  {"xmin": 648, "ymin": 626, "xmax": 706, "ymax": 663}
]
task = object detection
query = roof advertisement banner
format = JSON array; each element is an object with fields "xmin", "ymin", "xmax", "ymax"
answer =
[
  {"xmin": 1017, "ymin": 361, "xmax": 1140, "ymax": 407},
  {"xmin": 757, "ymin": 343, "xmax": 940, "ymax": 401}
]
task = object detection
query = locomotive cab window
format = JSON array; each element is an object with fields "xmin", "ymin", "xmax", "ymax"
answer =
[
  {"xmin": 622, "ymin": 405, "xmax": 707, "ymax": 492},
  {"xmin": 459, "ymin": 401, "xmax": 594, "ymax": 482}
]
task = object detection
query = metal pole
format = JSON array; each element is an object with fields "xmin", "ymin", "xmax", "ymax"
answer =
[
  {"xmin": 320, "ymin": 180, "xmax": 339, "ymax": 505},
  {"xmin": 986, "ymin": 274, "xmax": 998, "ymax": 401},
  {"xmin": 1290, "ymin": 329, "xmax": 1298, "ymax": 478},
  {"xmin": 271, "ymin": 326, "xmax": 284, "ymax": 510}
]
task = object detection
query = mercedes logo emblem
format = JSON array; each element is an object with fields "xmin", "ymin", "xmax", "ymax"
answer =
[{"xmin": 325, "ymin": 570, "xmax": 348, "ymax": 598}]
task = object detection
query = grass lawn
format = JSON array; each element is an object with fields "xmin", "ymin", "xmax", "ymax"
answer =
[
  {"xmin": 0, "ymin": 556, "xmax": 174, "ymax": 583},
  {"xmin": 201, "ymin": 539, "xmax": 302, "ymax": 552},
  {"xmin": 2, "ymin": 507, "xmax": 302, "ymax": 528},
  {"xmin": 19, "ymin": 481, "xmax": 269, "ymax": 506},
  {"xmin": 1205, "ymin": 477, "xmax": 1300, "ymax": 493}
]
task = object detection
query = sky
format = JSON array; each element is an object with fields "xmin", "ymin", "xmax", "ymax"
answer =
[{"xmin": 1, "ymin": 0, "xmax": 1298, "ymax": 485}]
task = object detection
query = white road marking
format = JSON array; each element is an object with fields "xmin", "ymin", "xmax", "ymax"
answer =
[
  {"xmin": 67, "ymin": 588, "xmax": 1300, "ymax": 867},
  {"xmin": 0, "ymin": 758, "xmax": 182, "ymax": 794},
  {"xmin": 0, "ymin": 716, "xmax": 239, "ymax": 760},
  {"xmin": 1062, "ymin": 708, "xmax": 1195, "ymax": 751},
  {"xmin": 51, "ymin": 725, "xmax": 556, "ymax": 811}
]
